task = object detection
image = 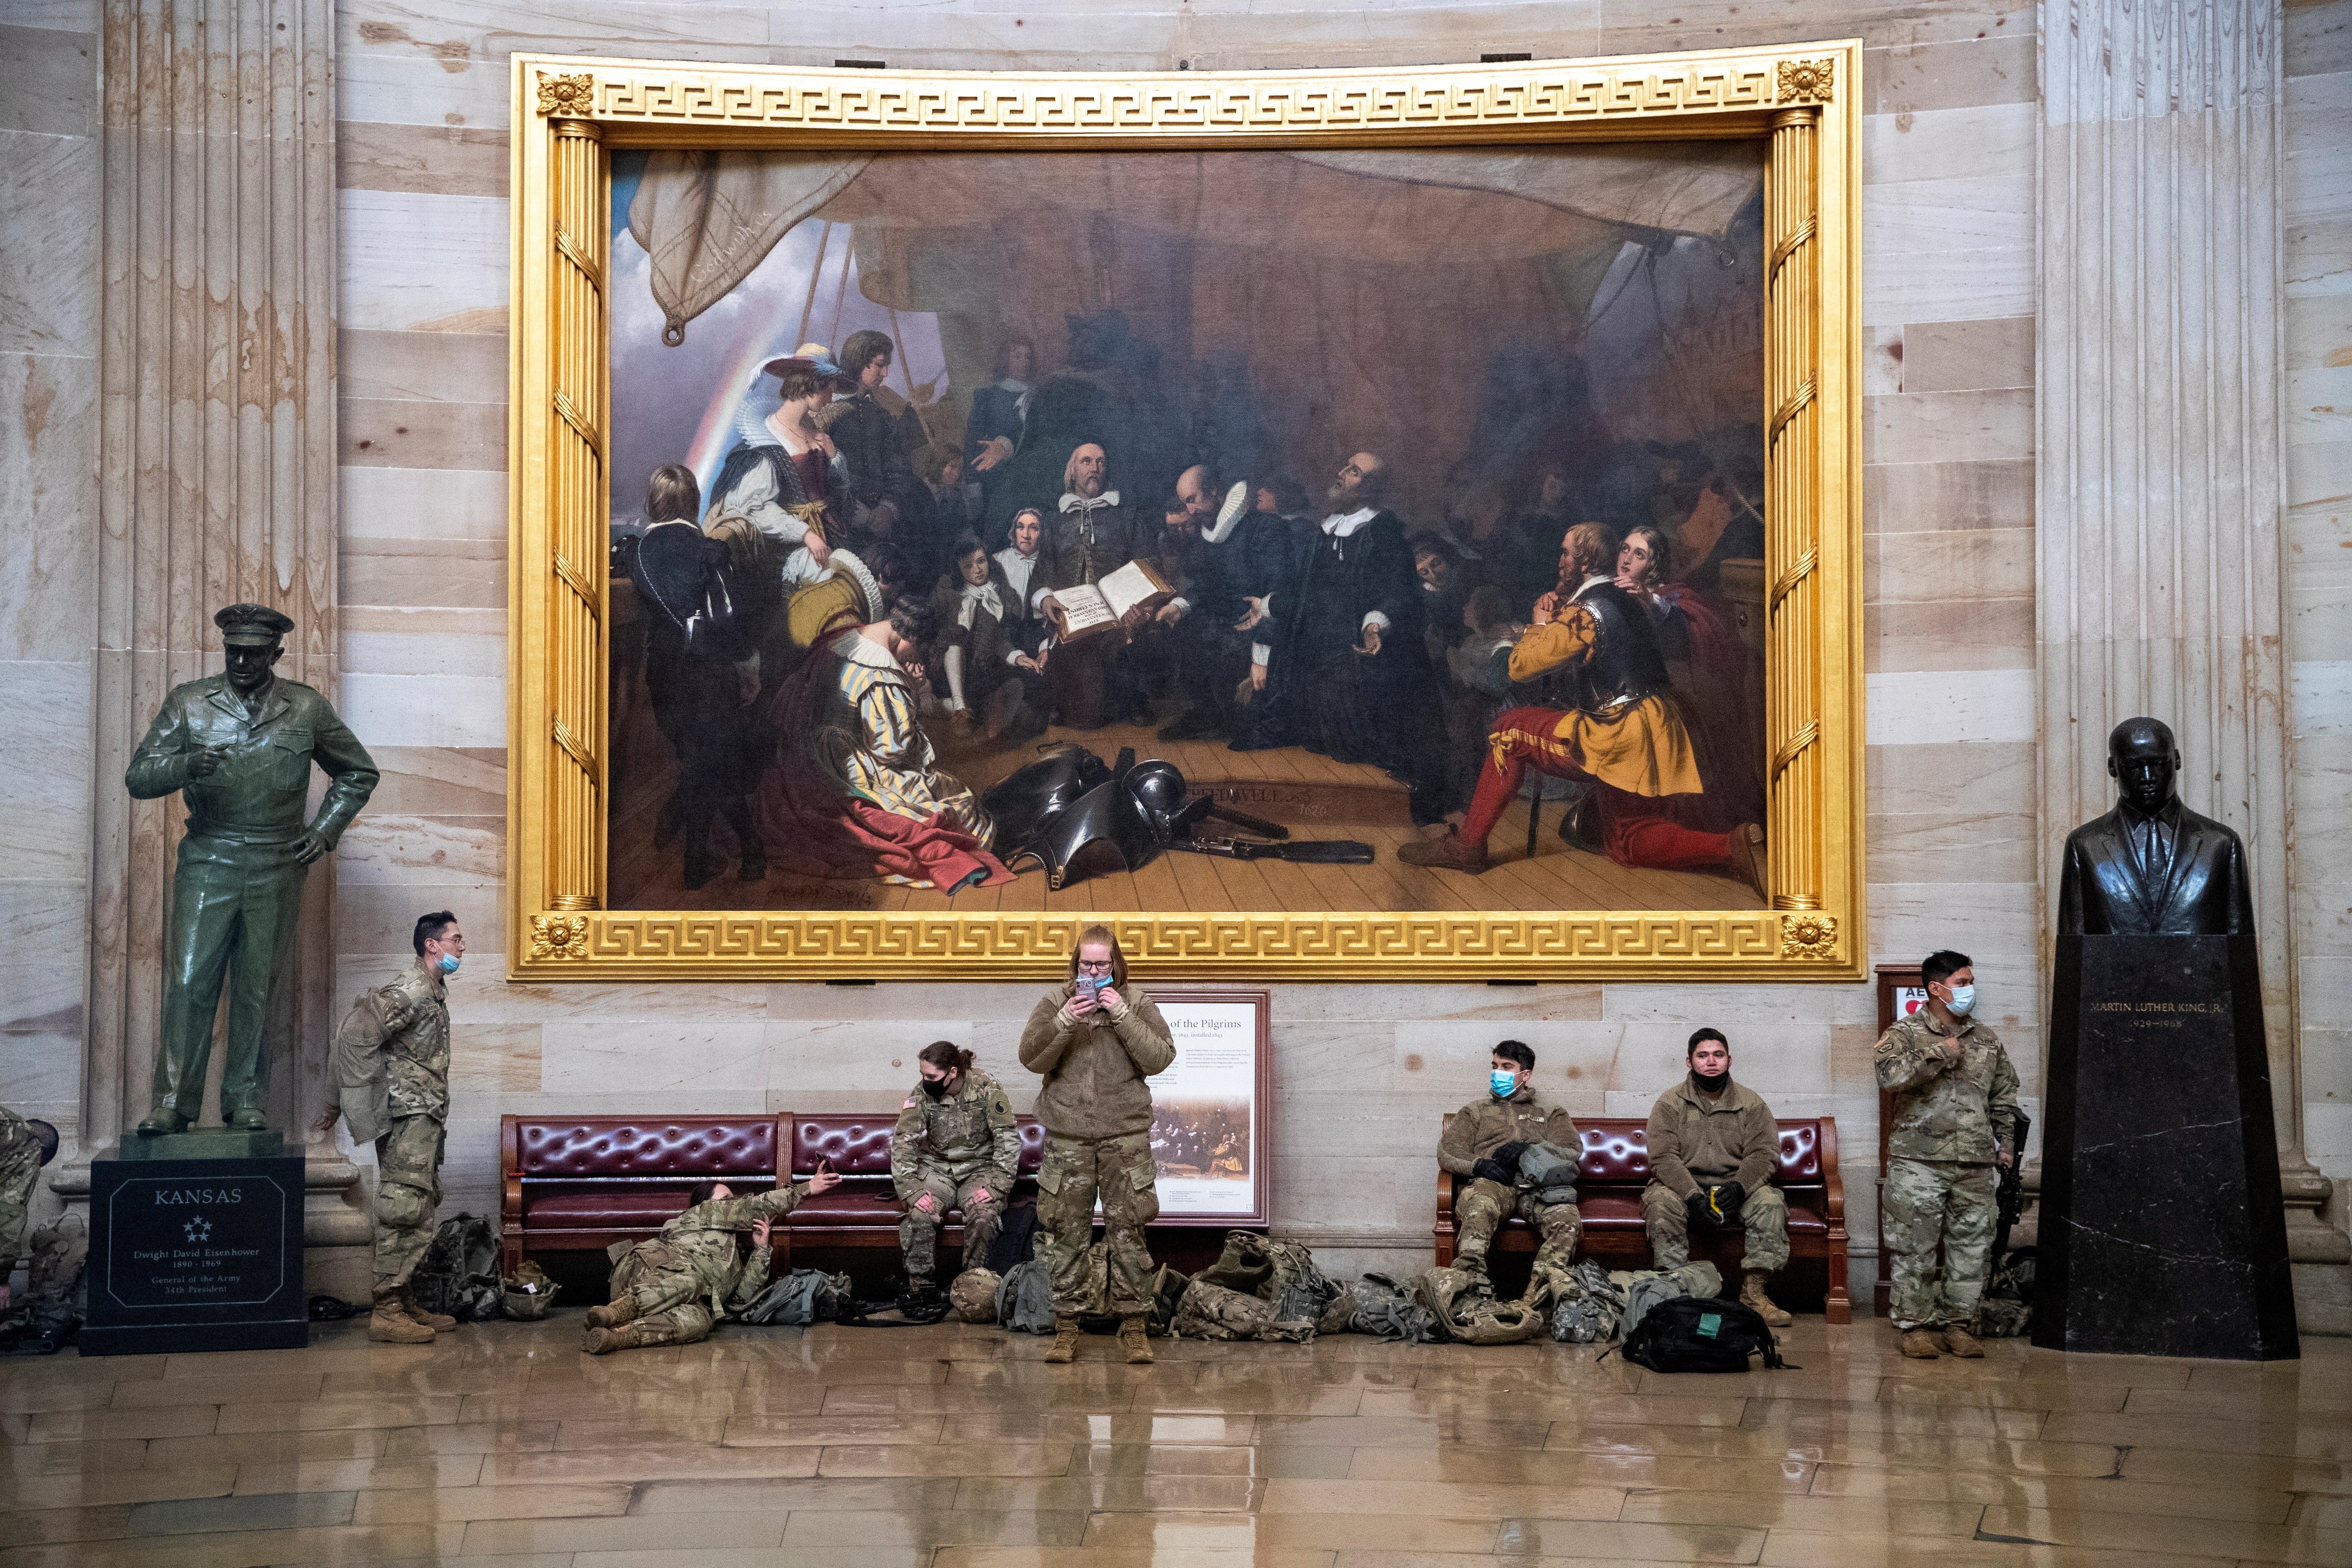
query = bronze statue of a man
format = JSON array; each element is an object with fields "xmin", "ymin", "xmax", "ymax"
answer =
[
  {"xmin": 2056, "ymin": 717, "xmax": 2255, "ymax": 936},
  {"xmin": 126, "ymin": 604, "xmax": 380, "ymax": 1135}
]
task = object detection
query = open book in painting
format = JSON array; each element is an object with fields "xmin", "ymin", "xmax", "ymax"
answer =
[{"xmin": 1046, "ymin": 558, "xmax": 1174, "ymax": 642}]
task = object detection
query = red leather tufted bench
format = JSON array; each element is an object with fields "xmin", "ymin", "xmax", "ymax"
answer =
[
  {"xmin": 1434, "ymin": 1115, "xmax": 1850, "ymax": 1323},
  {"xmin": 498, "ymin": 1112, "xmax": 1047, "ymax": 1274},
  {"xmin": 500, "ymin": 1115, "xmax": 787, "ymax": 1273},
  {"xmin": 771, "ymin": 1114, "xmax": 1047, "ymax": 1270}
]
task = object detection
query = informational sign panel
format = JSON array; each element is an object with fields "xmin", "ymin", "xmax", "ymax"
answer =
[
  {"xmin": 84, "ymin": 1155, "xmax": 307, "ymax": 1355},
  {"xmin": 1143, "ymin": 992, "xmax": 1271, "ymax": 1226}
]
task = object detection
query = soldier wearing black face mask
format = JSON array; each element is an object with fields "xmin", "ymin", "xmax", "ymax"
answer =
[
  {"xmin": 890, "ymin": 1041, "xmax": 1022, "ymax": 1299},
  {"xmin": 1642, "ymin": 1028, "xmax": 1793, "ymax": 1327}
]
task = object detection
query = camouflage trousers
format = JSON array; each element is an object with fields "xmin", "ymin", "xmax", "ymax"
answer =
[
  {"xmin": 1642, "ymin": 1181, "xmax": 1791, "ymax": 1274},
  {"xmin": 1883, "ymin": 1156, "xmax": 1998, "ymax": 1330},
  {"xmin": 0, "ymin": 1124, "xmax": 40, "ymax": 1279},
  {"xmin": 899, "ymin": 1165, "xmax": 1010, "ymax": 1285},
  {"xmin": 606, "ymin": 1245, "xmax": 717, "ymax": 1346},
  {"xmin": 1454, "ymin": 1177, "xmax": 1581, "ymax": 1275},
  {"xmin": 373, "ymin": 1114, "xmax": 446, "ymax": 1290},
  {"xmin": 1035, "ymin": 1131, "xmax": 1158, "ymax": 1316}
]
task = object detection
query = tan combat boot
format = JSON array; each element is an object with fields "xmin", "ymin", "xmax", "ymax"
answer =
[
  {"xmin": 368, "ymin": 1287, "xmax": 435, "ymax": 1344},
  {"xmin": 1118, "ymin": 1314, "xmax": 1155, "ymax": 1365},
  {"xmin": 585, "ymin": 1296, "xmax": 640, "ymax": 1331},
  {"xmin": 1941, "ymin": 1323, "xmax": 1985, "ymax": 1358},
  {"xmin": 1740, "ymin": 1269, "xmax": 1793, "ymax": 1328},
  {"xmin": 1042, "ymin": 1314, "xmax": 1083, "ymax": 1364},
  {"xmin": 1898, "ymin": 1327, "xmax": 1942, "ymax": 1360},
  {"xmin": 399, "ymin": 1283, "xmax": 456, "ymax": 1332},
  {"xmin": 583, "ymin": 1319, "xmax": 689, "ymax": 1355}
]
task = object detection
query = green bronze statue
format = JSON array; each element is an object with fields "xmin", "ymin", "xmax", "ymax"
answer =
[{"xmin": 126, "ymin": 603, "xmax": 380, "ymax": 1136}]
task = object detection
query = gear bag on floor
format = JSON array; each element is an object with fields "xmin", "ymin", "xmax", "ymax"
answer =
[
  {"xmin": 1416, "ymin": 1265, "xmax": 1546, "ymax": 1345},
  {"xmin": 737, "ymin": 1268, "xmax": 851, "ymax": 1326},
  {"xmin": 1346, "ymin": 1271, "xmax": 1441, "ymax": 1344},
  {"xmin": 1170, "ymin": 1278, "xmax": 1317, "ymax": 1342},
  {"xmin": 1616, "ymin": 1261, "xmax": 1722, "ymax": 1340},
  {"xmin": 1550, "ymin": 1260, "xmax": 1627, "ymax": 1344},
  {"xmin": 1195, "ymin": 1230, "xmax": 1341, "ymax": 1327},
  {"xmin": 1616, "ymin": 1294, "xmax": 1788, "ymax": 1373},
  {"xmin": 994, "ymin": 1257, "xmax": 1057, "ymax": 1334},
  {"xmin": 412, "ymin": 1214, "xmax": 502, "ymax": 1322}
]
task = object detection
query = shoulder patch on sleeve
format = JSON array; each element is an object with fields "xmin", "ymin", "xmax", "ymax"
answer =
[{"xmin": 902, "ymin": 1097, "xmax": 919, "ymax": 1109}]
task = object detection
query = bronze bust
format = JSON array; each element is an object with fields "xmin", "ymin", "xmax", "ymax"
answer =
[{"xmin": 2056, "ymin": 717, "xmax": 2254, "ymax": 936}]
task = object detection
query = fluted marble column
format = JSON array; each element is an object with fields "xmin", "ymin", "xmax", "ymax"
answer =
[
  {"xmin": 2036, "ymin": 0, "xmax": 2347, "ymax": 1314},
  {"xmin": 70, "ymin": 0, "xmax": 368, "ymax": 1291}
]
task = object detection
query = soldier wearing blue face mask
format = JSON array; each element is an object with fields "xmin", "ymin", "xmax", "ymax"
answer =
[
  {"xmin": 1874, "ymin": 946, "xmax": 2021, "ymax": 1360},
  {"xmin": 319, "ymin": 911, "xmax": 466, "ymax": 1344},
  {"xmin": 1438, "ymin": 1040, "xmax": 1582, "ymax": 1289}
]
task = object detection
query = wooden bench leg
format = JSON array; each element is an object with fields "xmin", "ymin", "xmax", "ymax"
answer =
[{"xmin": 1825, "ymin": 1240, "xmax": 1852, "ymax": 1324}]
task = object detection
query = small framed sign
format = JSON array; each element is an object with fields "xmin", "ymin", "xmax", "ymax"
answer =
[{"xmin": 1145, "ymin": 990, "xmax": 1272, "ymax": 1228}]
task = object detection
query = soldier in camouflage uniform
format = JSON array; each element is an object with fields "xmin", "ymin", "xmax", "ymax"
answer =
[
  {"xmin": 319, "ymin": 912, "xmax": 466, "ymax": 1344},
  {"xmin": 1017, "ymin": 924, "xmax": 1175, "ymax": 1366},
  {"xmin": 584, "ymin": 1165, "xmax": 843, "ymax": 1352},
  {"xmin": 893, "ymin": 1041, "xmax": 1022, "ymax": 1296},
  {"xmin": 0, "ymin": 1106, "xmax": 61, "ymax": 1316},
  {"xmin": 1439, "ymin": 1040, "xmax": 1583, "ymax": 1290},
  {"xmin": 1874, "ymin": 948, "xmax": 2020, "ymax": 1359}
]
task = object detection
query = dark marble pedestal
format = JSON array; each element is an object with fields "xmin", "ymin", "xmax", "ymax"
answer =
[
  {"xmin": 2036, "ymin": 934, "xmax": 2297, "ymax": 1359},
  {"xmin": 83, "ymin": 1154, "xmax": 307, "ymax": 1355}
]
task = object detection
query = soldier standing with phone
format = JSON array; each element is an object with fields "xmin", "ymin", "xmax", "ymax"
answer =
[{"xmin": 1018, "ymin": 924, "xmax": 1175, "ymax": 1364}]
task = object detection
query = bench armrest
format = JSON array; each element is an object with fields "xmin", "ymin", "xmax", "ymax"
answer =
[{"xmin": 1817, "ymin": 1115, "xmax": 1846, "ymax": 1226}]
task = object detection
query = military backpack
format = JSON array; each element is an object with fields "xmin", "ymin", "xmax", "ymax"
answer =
[
  {"xmin": 413, "ymin": 1214, "xmax": 503, "ymax": 1322},
  {"xmin": 1617, "ymin": 1294, "xmax": 1787, "ymax": 1373},
  {"xmin": 994, "ymin": 1258, "xmax": 1058, "ymax": 1334},
  {"xmin": 1415, "ymin": 1266, "xmax": 1546, "ymax": 1345},
  {"xmin": 737, "ymin": 1268, "xmax": 852, "ymax": 1326},
  {"xmin": 1169, "ymin": 1278, "xmax": 1317, "ymax": 1342},
  {"xmin": 1549, "ymin": 1260, "xmax": 1627, "ymax": 1344}
]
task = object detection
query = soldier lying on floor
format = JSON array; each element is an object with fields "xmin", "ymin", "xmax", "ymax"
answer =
[{"xmin": 583, "ymin": 1162, "xmax": 842, "ymax": 1354}]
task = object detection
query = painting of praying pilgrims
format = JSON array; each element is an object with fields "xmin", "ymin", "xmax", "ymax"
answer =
[{"xmin": 605, "ymin": 143, "xmax": 1770, "ymax": 915}]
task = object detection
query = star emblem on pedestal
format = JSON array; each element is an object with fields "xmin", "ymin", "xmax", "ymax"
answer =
[{"xmin": 184, "ymin": 1216, "xmax": 213, "ymax": 1243}]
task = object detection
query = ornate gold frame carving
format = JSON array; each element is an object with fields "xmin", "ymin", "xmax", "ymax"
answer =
[{"xmin": 507, "ymin": 42, "xmax": 1865, "ymax": 982}]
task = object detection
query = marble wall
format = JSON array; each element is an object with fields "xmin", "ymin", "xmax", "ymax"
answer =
[
  {"xmin": 325, "ymin": 0, "xmax": 2049, "ymax": 1281},
  {"xmin": 6, "ymin": 0, "xmax": 2345, "ymax": 1304},
  {"xmin": 0, "ymin": 0, "xmax": 99, "ymax": 1213},
  {"xmin": 2288, "ymin": 0, "xmax": 2352, "ymax": 1188}
]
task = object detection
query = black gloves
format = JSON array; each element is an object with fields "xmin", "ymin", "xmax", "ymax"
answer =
[
  {"xmin": 1693, "ymin": 1189, "xmax": 1750, "ymax": 1222},
  {"xmin": 1491, "ymin": 1141, "xmax": 1531, "ymax": 1171},
  {"xmin": 1687, "ymin": 1182, "xmax": 1749, "ymax": 1227},
  {"xmin": 1471, "ymin": 1158, "xmax": 1515, "ymax": 1185}
]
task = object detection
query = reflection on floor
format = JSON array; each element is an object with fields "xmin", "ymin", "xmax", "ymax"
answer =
[
  {"xmin": 2, "ymin": 1317, "xmax": 2346, "ymax": 1565},
  {"xmin": 616, "ymin": 710, "xmax": 1760, "ymax": 916}
]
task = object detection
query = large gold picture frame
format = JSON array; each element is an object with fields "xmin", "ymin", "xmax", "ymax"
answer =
[{"xmin": 505, "ymin": 42, "xmax": 1864, "ymax": 983}]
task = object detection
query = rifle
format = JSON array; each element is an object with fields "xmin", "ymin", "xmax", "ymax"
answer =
[{"xmin": 1991, "ymin": 1107, "xmax": 2032, "ymax": 1262}]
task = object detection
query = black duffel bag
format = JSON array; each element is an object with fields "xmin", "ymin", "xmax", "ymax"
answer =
[{"xmin": 1617, "ymin": 1294, "xmax": 1792, "ymax": 1373}]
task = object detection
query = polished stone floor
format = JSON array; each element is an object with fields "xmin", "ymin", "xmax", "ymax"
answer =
[{"xmin": 1, "ymin": 1317, "xmax": 2348, "ymax": 1567}]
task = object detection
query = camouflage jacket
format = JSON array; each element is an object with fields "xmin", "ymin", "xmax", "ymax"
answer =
[
  {"xmin": 0, "ymin": 1104, "xmax": 40, "ymax": 1272},
  {"xmin": 336, "ymin": 960, "xmax": 454, "ymax": 1124},
  {"xmin": 1437, "ymin": 1085, "xmax": 1580, "ymax": 1179},
  {"xmin": 645, "ymin": 1183, "xmax": 812, "ymax": 1316},
  {"xmin": 891, "ymin": 1069, "xmax": 1021, "ymax": 1196},
  {"xmin": 1874, "ymin": 1009, "xmax": 2021, "ymax": 1166}
]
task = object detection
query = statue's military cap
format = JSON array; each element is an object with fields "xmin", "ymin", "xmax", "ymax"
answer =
[{"xmin": 214, "ymin": 602, "xmax": 295, "ymax": 647}]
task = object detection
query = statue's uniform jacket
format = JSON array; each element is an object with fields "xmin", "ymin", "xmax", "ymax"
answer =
[
  {"xmin": 1874, "ymin": 1009, "xmax": 2022, "ymax": 1332},
  {"xmin": 126, "ymin": 673, "xmax": 378, "ymax": 1122}
]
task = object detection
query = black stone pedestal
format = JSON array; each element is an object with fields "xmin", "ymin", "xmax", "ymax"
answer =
[
  {"xmin": 83, "ymin": 1154, "xmax": 307, "ymax": 1356},
  {"xmin": 2036, "ymin": 934, "xmax": 2297, "ymax": 1359}
]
